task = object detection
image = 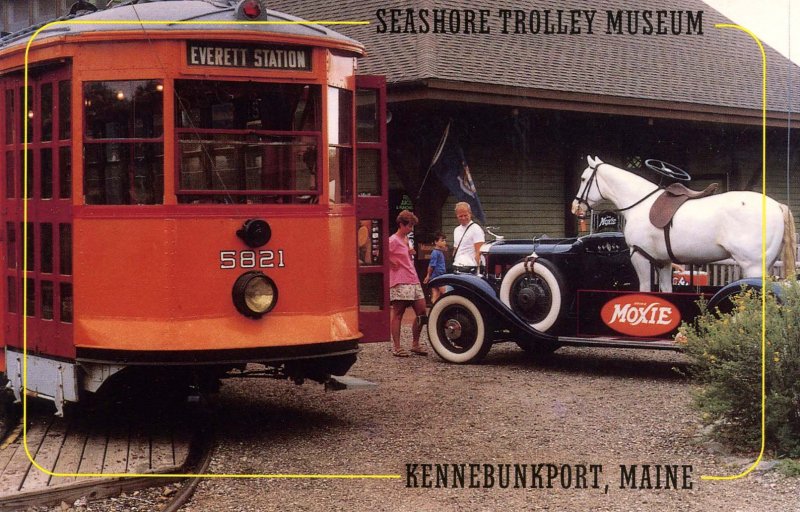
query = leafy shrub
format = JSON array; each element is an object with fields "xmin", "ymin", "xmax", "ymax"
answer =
[
  {"xmin": 682, "ymin": 283, "xmax": 800, "ymax": 457},
  {"xmin": 778, "ymin": 459, "xmax": 800, "ymax": 477}
]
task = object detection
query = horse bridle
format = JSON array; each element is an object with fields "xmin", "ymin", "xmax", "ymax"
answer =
[
  {"xmin": 574, "ymin": 163, "xmax": 662, "ymax": 215},
  {"xmin": 573, "ymin": 163, "xmax": 605, "ymax": 215}
]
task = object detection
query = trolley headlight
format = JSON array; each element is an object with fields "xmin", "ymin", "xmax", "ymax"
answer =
[{"xmin": 232, "ymin": 271, "xmax": 277, "ymax": 318}]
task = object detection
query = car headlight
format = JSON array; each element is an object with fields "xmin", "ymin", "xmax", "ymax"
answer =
[{"xmin": 232, "ymin": 271, "xmax": 277, "ymax": 318}]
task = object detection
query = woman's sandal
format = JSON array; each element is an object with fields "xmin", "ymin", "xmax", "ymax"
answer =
[
  {"xmin": 392, "ymin": 348, "xmax": 410, "ymax": 357},
  {"xmin": 410, "ymin": 347, "xmax": 428, "ymax": 356}
]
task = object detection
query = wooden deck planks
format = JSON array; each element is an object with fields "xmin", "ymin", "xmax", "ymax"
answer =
[
  {"xmin": 0, "ymin": 417, "xmax": 50, "ymax": 495},
  {"xmin": 73, "ymin": 423, "xmax": 107, "ymax": 482},
  {"xmin": 0, "ymin": 427, "xmax": 21, "ymax": 475},
  {"xmin": 99, "ymin": 420, "xmax": 128, "ymax": 476},
  {"xmin": 47, "ymin": 417, "xmax": 90, "ymax": 485},
  {"xmin": 127, "ymin": 428, "xmax": 151, "ymax": 474},
  {"xmin": 149, "ymin": 421, "xmax": 176, "ymax": 470},
  {"xmin": 19, "ymin": 420, "xmax": 67, "ymax": 491},
  {"xmin": 0, "ymin": 405, "xmax": 196, "ymax": 505}
]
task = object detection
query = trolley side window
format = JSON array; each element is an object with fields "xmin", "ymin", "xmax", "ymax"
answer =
[
  {"xmin": 327, "ymin": 87, "xmax": 353, "ymax": 204},
  {"xmin": 83, "ymin": 80, "xmax": 164, "ymax": 205},
  {"xmin": 174, "ymin": 80, "xmax": 321, "ymax": 204}
]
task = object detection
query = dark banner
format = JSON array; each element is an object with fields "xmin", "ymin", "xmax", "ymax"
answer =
[
  {"xmin": 576, "ymin": 290, "xmax": 704, "ymax": 338},
  {"xmin": 187, "ymin": 41, "xmax": 311, "ymax": 71}
]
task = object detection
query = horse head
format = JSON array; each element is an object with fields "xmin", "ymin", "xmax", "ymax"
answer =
[{"xmin": 571, "ymin": 155, "xmax": 605, "ymax": 218}]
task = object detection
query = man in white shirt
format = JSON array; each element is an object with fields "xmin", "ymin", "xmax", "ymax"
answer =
[{"xmin": 452, "ymin": 202, "xmax": 485, "ymax": 273}]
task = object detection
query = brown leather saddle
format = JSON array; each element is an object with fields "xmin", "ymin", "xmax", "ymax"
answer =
[
  {"xmin": 649, "ymin": 182, "xmax": 719, "ymax": 229},
  {"xmin": 648, "ymin": 182, "xmax": 719, "ymax": 264}
]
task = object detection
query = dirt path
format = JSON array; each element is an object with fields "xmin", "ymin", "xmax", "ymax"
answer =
[{"xmin": 177, "ymin": 339, "xmax": 798, "ymax": 512}]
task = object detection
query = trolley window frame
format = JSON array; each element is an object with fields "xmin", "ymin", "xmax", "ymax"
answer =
[
  {"xmin": 81, "ymin": 78, "xmax": 166, "ymax": 206},
  {"xmin": 173, "ymin": 78, "xmax": 324, "ymax": 205}
]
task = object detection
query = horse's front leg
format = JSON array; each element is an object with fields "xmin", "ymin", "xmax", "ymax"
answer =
[
  {"xmin": 631, "ymin": 252, "xmax": 656, "ymax": 292},
  {"xmin": 631, "ymin": 252, "xmax": 674, "ymax": 292},
  {"xmin": 657, "ymin": 265, "xmax": 673, "ymax": 293}
]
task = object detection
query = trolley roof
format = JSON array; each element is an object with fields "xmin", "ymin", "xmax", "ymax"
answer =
[{"xmin": 0, "ymin": 0, "xmax": 364, "ymax": 54}]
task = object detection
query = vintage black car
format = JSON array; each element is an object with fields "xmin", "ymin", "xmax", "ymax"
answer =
[{"xmin": 426, "ymin": 229, "xmax": 759, "ymax": 364}]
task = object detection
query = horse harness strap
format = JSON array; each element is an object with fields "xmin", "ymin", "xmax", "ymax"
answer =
[
  {"xmin": 663, "ymin": 223, "xmax": 681, "ymax": 264},
  {"xmin": 649, "ymin": 182, "xmax": 719, "ymax": 264},
  {"xmin": 629, "ymin": 244, "xmax": 662, "ymax": 292}
]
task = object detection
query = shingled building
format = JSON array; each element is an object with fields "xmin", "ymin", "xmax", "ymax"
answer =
[{"xmin": 269, "ymin": 0, "xmax": 800, "ymax": 240}]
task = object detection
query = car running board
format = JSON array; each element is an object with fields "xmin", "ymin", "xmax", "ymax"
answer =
[{"xmin": 557, "ymin": 336, "xmax": 682, "ymax": 351}]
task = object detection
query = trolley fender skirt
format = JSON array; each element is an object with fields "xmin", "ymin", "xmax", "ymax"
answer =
[{"xmin": 429, "ymin": 274, "xmax": 558, "ymax": 343}]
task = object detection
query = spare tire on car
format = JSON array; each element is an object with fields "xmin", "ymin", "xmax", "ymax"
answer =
[{"xmin": 499, "ymin": 258, "xmax": 567, "ymax": 333}]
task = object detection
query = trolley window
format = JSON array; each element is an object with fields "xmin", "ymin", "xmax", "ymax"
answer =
[
  {"xmin": 174, "ymin": 80, "xmax": 321, "ymax": 204},
  {"xmin": 83, "ymin": 80, "xmax": 164, "ymax": 205},
  {"xmin": 327, "ymin": 87, "xmax": 353, "ymax": 204}
]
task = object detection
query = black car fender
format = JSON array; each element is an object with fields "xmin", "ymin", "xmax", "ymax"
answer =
[
  {"xmin": 429, "ymin": 274, "xmax": 558, "ymax": 343},
  {"xmin": 706, "ymin": 277, "xmax": 785, "ymax": 314}
]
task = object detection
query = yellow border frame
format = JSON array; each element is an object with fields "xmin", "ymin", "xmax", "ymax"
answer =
[
  {"xmin": 700, "ymin": 24, "xmax": 769, "ymax": 481},
  {"xmin": 16, "ymin": 19, "xmax": 772, "ymax": 484}
]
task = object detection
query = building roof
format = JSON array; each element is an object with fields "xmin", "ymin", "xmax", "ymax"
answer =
[{"xmin": 268, "ymin": 0, "xmax": 800, "ymax": 122}]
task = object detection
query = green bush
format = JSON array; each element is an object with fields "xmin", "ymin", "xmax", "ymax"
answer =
[{"xmin": 682, "ymin": 283, "xmax": 800, "ymax": 457}]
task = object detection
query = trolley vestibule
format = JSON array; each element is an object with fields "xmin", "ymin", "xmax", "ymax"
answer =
[{"xmin": 0, "ymin": 0, "xmax": 390, "ymax": 416}]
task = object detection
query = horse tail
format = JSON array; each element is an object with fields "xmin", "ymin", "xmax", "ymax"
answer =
[{"xmin": 780, "ymin": 204, "xmax": 797, "ymax": 279}]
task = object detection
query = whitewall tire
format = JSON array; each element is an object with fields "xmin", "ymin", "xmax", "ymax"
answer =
[
  {"xmin": 428, "ymin": 294, "xmax": 491, "ymax": 364},
  {"xmin": 499, "ymin": 260, "xmax": 565, "ymax": 332}
]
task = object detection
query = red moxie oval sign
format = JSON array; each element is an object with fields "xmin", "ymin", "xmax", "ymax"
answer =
[{"xmin": 600, "ymin": 294, "xmax": 681, "ymax": 337}]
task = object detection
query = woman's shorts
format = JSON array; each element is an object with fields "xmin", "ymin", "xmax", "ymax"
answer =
[{"xmin": 390, "ymin": 283, "xmax": 424, "ymax": 302}]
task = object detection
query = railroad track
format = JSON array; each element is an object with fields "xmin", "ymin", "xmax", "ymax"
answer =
[{"xmin": 0, "ymin": 397, "xmax": 214, "ymax": 512}]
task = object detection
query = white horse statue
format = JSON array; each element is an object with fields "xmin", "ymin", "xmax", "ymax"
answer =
[{"xmin": 571, "ymin": 156, "xmax": 797, "ymax": 292}]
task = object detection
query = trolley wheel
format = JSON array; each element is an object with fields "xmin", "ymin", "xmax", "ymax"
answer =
[
  {"xmin": 499, "ymin": 259, "xmax": 566, "ymax": 332},
  {"xmin": 428, "ymin": 294, "xmax": 491, "ymax": 364}
]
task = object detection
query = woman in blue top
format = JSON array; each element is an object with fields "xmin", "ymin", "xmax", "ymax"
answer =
[{"xmin": 423, "ymin": 232, "xmax": 448, "ymax": 303}]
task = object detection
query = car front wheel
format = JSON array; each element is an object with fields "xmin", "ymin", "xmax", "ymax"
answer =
[{"xmin": 428, "ymin": 294, "xmax": 491, "ymax": 364}]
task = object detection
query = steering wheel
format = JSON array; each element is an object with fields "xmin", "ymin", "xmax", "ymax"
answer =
[{"xmin": 644, "ymin": 159, "xmax": 691, "ymax": 182}]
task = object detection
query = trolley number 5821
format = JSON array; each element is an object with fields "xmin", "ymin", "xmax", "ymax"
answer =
[{"xmin": 220, "ymin": 250, "xmax": 285, "ymax": 269}]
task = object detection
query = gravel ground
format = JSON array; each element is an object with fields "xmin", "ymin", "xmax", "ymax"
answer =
[{"xmin": 34, "ymin": 326, "xmax": 800, "ymax": 512}]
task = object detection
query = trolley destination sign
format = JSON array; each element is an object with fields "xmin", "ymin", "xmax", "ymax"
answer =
[{"xmin": 187, "ymin": 41, "xmax": 311, "ymax": 70}]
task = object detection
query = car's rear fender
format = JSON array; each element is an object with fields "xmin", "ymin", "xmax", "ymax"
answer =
[
  {"xmin": 429, "ymin": 274, "xmax": 558, "ymax": 343},
  {"xmin": 706, "ymin": 277, "xmax": 788, "ymax": 313}
]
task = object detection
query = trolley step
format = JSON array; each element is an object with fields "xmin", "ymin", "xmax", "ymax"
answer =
[{"xmin": 324, "ymin": 375, "xmax": 378, "ymax": 391}]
